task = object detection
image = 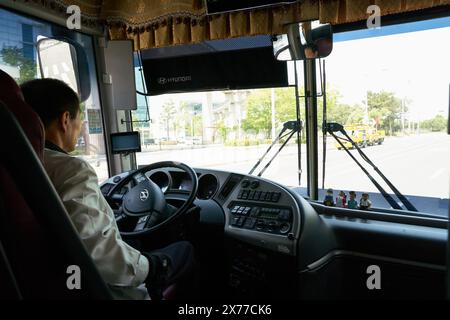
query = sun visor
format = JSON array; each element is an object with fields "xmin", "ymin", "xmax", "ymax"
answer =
[{"xmin": 141, "ymin": 36, "xmax": 289, "ymax": 96}]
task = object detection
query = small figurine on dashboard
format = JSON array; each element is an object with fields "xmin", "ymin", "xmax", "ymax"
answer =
[
  {"xmin": 359, "ymin": 192, "xmax": 372, "ymax": 210},
  {"xmin": 323, "ymin": 188, "xmax": 335, "ymax": 206},
  {"xmin": 336, "ymin": 191, "xmax": 347, "ymax": 208},
  {"xmin": 347, "ymin": 191, "xmax": 358, "ymax": 209}
]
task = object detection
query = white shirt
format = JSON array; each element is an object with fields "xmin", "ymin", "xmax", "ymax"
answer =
[{"xmin": 43, "ymin": 148, "xmax": 150, "ymax": 300}]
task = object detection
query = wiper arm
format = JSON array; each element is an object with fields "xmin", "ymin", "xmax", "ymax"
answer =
[
  {"xmin": 249, "ymin": 120, "xmax": 302, "ymax": 177},
  {"xmin": 327, "ymin": 123, "xmax": 417, "ymax": 211}
]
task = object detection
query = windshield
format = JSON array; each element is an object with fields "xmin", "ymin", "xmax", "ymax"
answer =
[
  {"xmin": 133, "ymin": 16, "xmax": 449, "ymax": 216},
  {"xmin": 133, "ymin": 86, "xmax": 307, "ymax": 188},
  {"xmin": 318, "ymin": 17, "xmax": 450, "ymax": 216}
]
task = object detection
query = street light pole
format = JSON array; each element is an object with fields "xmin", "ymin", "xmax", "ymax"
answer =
[
  {"xmin": 401, "ymin": 98, "xmax": 405, "ymax": 136},
  {"xmin": 271, "ymin": 88, "xmax": 276, "ymax": 139}
]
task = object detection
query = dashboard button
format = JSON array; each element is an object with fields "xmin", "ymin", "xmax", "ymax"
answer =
[
  {"xmin": 254, "ymin": 191, "xmax": 262, "ymax": 200},
  {"xmin": 250, "ymin": 181, "xmax": 260, "ymax": 189},
  {"xmin": 256, "ymin": 219, "xmax": 265, "ymax": 230},
  {"xmin": 248, "ymin": 190, "xmax": 256, "ymax": 200},
  {"xmin": 237, "ymin": 217, "xmax": 246, "ymax": 227},
  {"xmin": 241, "ymin": 179, "xmax": 251, "ymax": 188},
  {"xmin": 243, "ymin": 218, "xmax": 256, "ymax": 229},
  {"xmin": 264, "ymin": 192, "xmax": 273, "ymax": 201},
  {"xmin": 250, "ymin": 207, "xmax": 260, "ymax": 217},
  {"xmin": 280, "ymin": 223, "xmax": 291, "ymax": 234},
  {"xmin": 271, "ymin": 192, "xmax": 281, "ymax": 202},
  {"xmin": 241, "ymin": 190, "xmax": 249, "ymax": 200},
  {"xmin": 231, "ymin": 216, "xmax": 241, "ymax": 226},
  {"xmin": 231, "ymin": 206, "xmax": 240, "ymax": 214},
  {"xmin": 279, "ymin": 209, "xmax": 292, "ymax": 221}
]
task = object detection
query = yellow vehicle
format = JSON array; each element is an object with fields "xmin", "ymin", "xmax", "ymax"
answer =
[{"xmin": 335, "ymin": 124, "xmax": 385, "ymax": 149}]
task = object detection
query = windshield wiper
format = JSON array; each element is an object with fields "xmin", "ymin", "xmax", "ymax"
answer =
[
  {"xmin": 326, "ymin": 122, "xmax": 418, "ymax": 211},
  {"xmin": 249, "ymin": 120, "xmax": 302, "ymax": 177}
]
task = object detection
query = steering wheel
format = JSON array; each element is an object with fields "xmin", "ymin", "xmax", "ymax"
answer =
[{"xmin": 107, "ymin": 161, "xmax": 198, "ymax": 237}]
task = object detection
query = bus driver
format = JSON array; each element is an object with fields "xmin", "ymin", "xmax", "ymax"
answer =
[{"xmin": 20, "ymin": 78, "xmax": 195, "ymax": 300}]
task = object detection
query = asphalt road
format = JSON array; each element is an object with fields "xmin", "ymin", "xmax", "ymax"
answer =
[
  {"xmin": 135, "ymin": 132, "xmax": 449, "ymax": 200},
  {"xmin": 81, "ymin": 132, "xmax": 447, "ymax": 215}
]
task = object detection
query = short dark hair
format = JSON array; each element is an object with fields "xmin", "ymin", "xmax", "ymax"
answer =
[{"xmin": 20, "ymin": 78, "xmax": 80, "ymax": 128}]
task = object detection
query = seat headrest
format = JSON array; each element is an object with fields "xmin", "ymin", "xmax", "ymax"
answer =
[{"xmin": 0, "ymin": 69, "xmax": 44, "ymax": 160}]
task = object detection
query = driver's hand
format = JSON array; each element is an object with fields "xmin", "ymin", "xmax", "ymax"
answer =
[{"xmin": 143, "ymin": 241, "xmax": 195, "ymax": 295}]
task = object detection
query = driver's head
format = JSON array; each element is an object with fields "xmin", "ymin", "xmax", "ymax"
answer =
[{"xmin": 21, "ymin": 78, "xmax": 82, "ymax": 153}]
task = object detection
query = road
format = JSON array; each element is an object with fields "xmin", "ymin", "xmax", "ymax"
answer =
[
  {"xmin": 84, "ymin": 132, "xmax": 448, "ymax": 207},
  {"xmin": 134, "ymin": 133, "xmax": 449, "ymax": 200}
]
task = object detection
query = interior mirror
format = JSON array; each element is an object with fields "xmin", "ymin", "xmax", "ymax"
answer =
[
  {"xmin": 273, "ymin": 22, "xmax": 333, "ymax": 61},
  {"xmin": 36, "ymin": 37, "xmax": 91, "ymax": 102}
]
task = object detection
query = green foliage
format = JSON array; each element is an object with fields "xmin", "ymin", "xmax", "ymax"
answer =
[
  {"xmin": 367, "ymin": 91, "xmax": 404, "ymax": 135},
  {"xmin": 318, "ymin": 86, "xmax": 364, "ymax": 127},
  {"xmin": 242, "ymin": 89, "xmax": 272, "ymax": 136},
  {"xmin": 421, "ymin": 115, "xmax": 448, "ymax": 132},
  {"xmin": 242, "ymin": 87, "xmax": 301, "ymax": 138},
  {"xmin": 224, "ymin": 138, "xmax": 276, "ymax": 147},
  {"xmin": 0, "ymin": 46, "xmax": 37, "ymax": 83},
  {"xmin": 216, "ymin": 119, "xmax": 230, "ymax": 142}
]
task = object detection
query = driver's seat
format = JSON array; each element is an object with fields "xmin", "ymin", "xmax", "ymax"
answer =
[{"xmin": 0, "ymin": 69, "xmax": 112, "ymax": 299}]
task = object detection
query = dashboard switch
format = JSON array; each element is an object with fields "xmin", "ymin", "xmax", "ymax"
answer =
[
  {"xmin": 243, "ymin": 218, "xmax": 256, "ymax": 229},
  {"xmin": 241, "ymin": 179, "xmax": 251, "ymax": 188},
  {"xmin": 271, "ymin": 192, "xmax": 281, "ymax": 202},
  {"xmin": 280, "ymin": 223, "xmax": 291, "ymax": 234},
  {"xmin": 250, "ymin": 180, "xmax": 260, "ymax": 189}
]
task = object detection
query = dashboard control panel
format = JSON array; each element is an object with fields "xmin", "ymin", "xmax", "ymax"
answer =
[
  {"xmin": 228, "ymin": 202, "xmax": 292, "ymax": 235},
  {"xmin": 237, "ymin": 189, "xmax": 281, "ymax": 203}
]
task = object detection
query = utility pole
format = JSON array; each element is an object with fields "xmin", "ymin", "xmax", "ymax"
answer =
[
  {"xmin": 271, "ymin": 88, "xmax": 276, "ymax": 140},
  {"xmin": 401, "ymin": 98, "xmax": 405, "ymax": 136}
]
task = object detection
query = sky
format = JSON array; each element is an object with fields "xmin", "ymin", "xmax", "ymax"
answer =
[{"xmin": 319, "ymin": 18, "xmax": 450, "ymax": 121}]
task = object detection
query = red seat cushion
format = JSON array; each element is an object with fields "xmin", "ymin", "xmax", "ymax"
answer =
[
  {"xmin": 0, "ymin": 69, "xmax": 74, "ymax": 298},
  {"xmin": 0, "ymin": 69, "xmax": 44, "ymax": 159}
]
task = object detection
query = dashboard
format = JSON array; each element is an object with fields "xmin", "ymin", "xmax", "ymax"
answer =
[
  {"xmin": 100, "ymin": 166, "xmax": 448, "ymax": 299},
  {"xmin": 100, "ymin": 167, "xmax": 303, "ymax": 256}
]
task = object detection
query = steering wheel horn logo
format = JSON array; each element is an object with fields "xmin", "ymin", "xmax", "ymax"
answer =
[{"xmin": 139, "ymin": 189, "xmax": 149, "ymax": 201}]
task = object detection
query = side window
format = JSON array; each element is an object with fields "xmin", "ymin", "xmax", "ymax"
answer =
[
  {"xmin": 0, "ymin": 8, "xmax": 109, "ymax": 182},
  {"xmin": 320, "ymin": 17, "xmax": 450, "ymax": 216}
]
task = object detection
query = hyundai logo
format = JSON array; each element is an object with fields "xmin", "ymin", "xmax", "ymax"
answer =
[
  {"xmin": 157, "ymin": 77, "xmax": 167, "ymax": 85},
  {"xmin": 157, "ymin": 76, "xmax": 191, "ymax": 85},
  {"xmin": 139, "ymin": 189, "xmax": 149, "ymax": 201}
]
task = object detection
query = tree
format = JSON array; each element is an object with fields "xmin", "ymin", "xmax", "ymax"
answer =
[
  {"xmin": 421, "ymin": 115, "xmax": 448, "ymax": 132},
  {"xmin": 242, "ymin": 89, "xmax": 272, "ymax": 137},
  {"xmin": 215, "ymin": 119, "xmax": 229, "ymax": 142},
  {"xmin": 0, "ymin": 46, "xmax": 37, "ymax": 83},
  {"xmin": 160, "ymin": 100, "xmax": 176, "ymax": 140},
  {"xmin": 367, "ymin": 91, "xmax": 404, "ymax": 135},
  {"xmin": 242, "ymin": 85, "xmax": 360, "ymax": 139},
  {"xmin": 274, "ymin": 87, "xmax": 298, "ymax": 125}
]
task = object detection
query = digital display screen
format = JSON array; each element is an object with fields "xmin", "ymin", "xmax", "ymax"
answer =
[
  {"xmin": 259, "ymin": 212, "xmax": 279, "ymax": 219},
  {"xmin": 111, "ymin": 132, "xmax": 141, "ymax": 154}
]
